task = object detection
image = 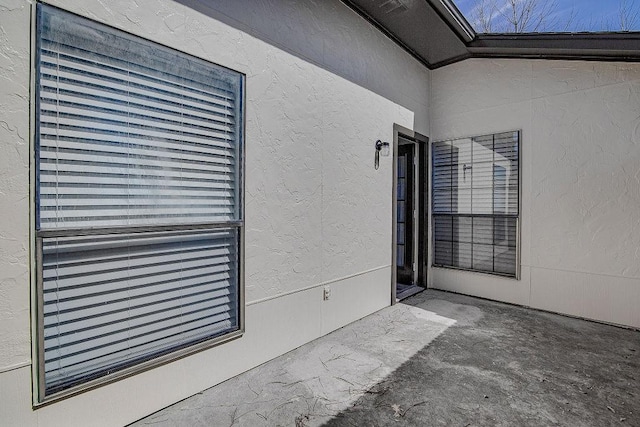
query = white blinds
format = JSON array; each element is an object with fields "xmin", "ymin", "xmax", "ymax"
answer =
[
  {"xmin": 433, "ymin": 133, "xmax": 519, "ymax": 215},
  {"xmin": 42, "ymin": 229, "xmax": 238, "ymax": 394},
  {"xmin": 36, "ymin": 4, "xmax": 243, "ymax": 398},
  {"xmin": 37, "ymin": 6, "xmax": 242, "ymax": 230},
  {"xmin": 432, "ymin": 132, "xmax": 519, "ymax": 277}
]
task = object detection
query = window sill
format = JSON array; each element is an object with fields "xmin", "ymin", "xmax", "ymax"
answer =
[
  {"xmin": 33, "ymin": 328, "xmax": 244, "ymax": 408},
  {"xmin": 431, "ymin": 264, "xmax": 520, "ymax": 280}
]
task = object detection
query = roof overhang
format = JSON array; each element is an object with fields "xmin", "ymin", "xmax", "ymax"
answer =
[{"xmin": 341, "ymin": 0, "xmax": 640, "ymax": 69}]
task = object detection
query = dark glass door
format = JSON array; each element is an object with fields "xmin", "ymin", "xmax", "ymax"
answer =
[{"xmin": 397, "ymin": 143, "xmax": 415, "ymax": 285}]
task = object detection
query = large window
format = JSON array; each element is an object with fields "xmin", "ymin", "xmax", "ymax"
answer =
[
  {"xmin": 35, "ymin": 4, "xmax": 244, "ymax": 400},
  {"xmin": 432, "ymin": 131, "xmax": 519, "ymax": 277}
]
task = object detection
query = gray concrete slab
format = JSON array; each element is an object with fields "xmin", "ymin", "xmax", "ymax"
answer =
[{"xmin": 131, "ymin": 290, "xmax": 640, "ymax": 426}]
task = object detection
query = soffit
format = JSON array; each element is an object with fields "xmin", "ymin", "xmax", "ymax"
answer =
[
  {"xmin": 342, "ymin": 0, "xmax": 640, "ymax": 69},
  {"xmin": 341, "ymin": 0, "xmax": 470, "ymax": 68}
]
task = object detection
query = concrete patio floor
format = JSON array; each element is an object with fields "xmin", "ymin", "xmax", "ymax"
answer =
[{"xmin": 130, "ymin": 290, "xmax": 640, "ymax": 426}]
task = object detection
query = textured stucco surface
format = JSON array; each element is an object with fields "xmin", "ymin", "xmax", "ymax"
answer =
[
  {"xmin": 430, "ymin": 58, "xmax": 640, "ymax": 328},
  {"xmin": 0, "ymin": 0, "xmax": 430, "ymax": 425},
  {"xmin": 0, "ymin": 0, "xmax": 31, "ymax": 371}
]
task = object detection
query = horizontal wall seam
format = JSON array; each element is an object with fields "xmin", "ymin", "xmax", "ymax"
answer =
[
  {"xmin": 530, "ymin": 265, "xmax": 640, "ymax": 281},
  {"xmin": 0, "ymin": 361, "xmax": 31, "ymax": 374},
  {"xmin": 434, "ymin": 263, "xmax": 640, "ymax": 282},
  {"xmin": 246, "ymin": 265, "xmax": 391, "ymax": 306}
]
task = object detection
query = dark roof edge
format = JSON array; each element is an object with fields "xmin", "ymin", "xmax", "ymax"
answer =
[
  {"xmin": 468, "ymin": 52, "xmax": 640, "ymax": 63},
  {"xmin": 430, "ymin": 53, "xmax": 640, "ymax": 69},
  {"xmin": 472, "ymin": 31, "xmax": 640, "ymax": 49},
  {"xmin": 430, "ymin": 53, "xmax": 473, "ymax": 69},
  {"xmin": 424, "ymin": 0, "xmax": 640, "ymax": 68},
  {"xmin": 425, "ymin": 0, "xmax": 475, "ymax": 42},
  {"xmin": 341, "ymin": 0, "xmax": 640, "ymax": 71},
  {"xmin": 339, "ymin": 0, "xmax": 434, "ymax": 70}
]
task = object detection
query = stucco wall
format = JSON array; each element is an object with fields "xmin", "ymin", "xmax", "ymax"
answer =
[
  {"xmin": 0, "ymin": 0, "xmax": 430, "ymax": 425},
  {"xmin": 430, "ymin": 58, "xmax": 640, "ymax": 329}
]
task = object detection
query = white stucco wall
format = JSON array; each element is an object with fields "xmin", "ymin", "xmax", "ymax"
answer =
[
  {"xmin": 0, "ymin": 0, "xmax": 430, "ymax": 425},
  {"xmin": 430, "ymin": 58, "xmax": 640, "ymax": 329}
]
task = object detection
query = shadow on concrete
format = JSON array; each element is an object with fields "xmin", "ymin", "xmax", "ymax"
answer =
[
  {"xmin": 323, "ymin": 291, "xmax": 640, "ymax": 426},
  {"xmin": 130, "ymin": 289, "xmax": 455, "ymax": 427},
  {"xmin": 130, "ymin": 290, "xmax": 639, "ymax": 426}
]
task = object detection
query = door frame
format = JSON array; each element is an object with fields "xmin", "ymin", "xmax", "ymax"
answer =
[{"xmin": 391, "ymin": 124, "xmax": 429, "ymax": 304}]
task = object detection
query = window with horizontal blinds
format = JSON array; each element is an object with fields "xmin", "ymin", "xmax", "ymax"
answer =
[
  {"xmin": 42, "ymin": 229, "xmax": 238, "ymax": 394},
  {"xmin": 432, "ymin": 131, "xmax": 519, "ymax": 277},
  {"xmin": 35, "ymin": 4, "xmax": 244, "ymax": 400}
]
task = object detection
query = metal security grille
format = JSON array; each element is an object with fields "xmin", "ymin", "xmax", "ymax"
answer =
[
  {"xmin": 35, "ymin": 4, "xmax": 244, "ymax": 399},
  {"xmin": 432, "ymin": 132, "xmax": 519, "ymax": 277}
]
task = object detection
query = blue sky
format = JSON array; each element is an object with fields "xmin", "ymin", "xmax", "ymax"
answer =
[{"xmin": 452, "ymin": 0, "xmax": 640, "ymax": 32}]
